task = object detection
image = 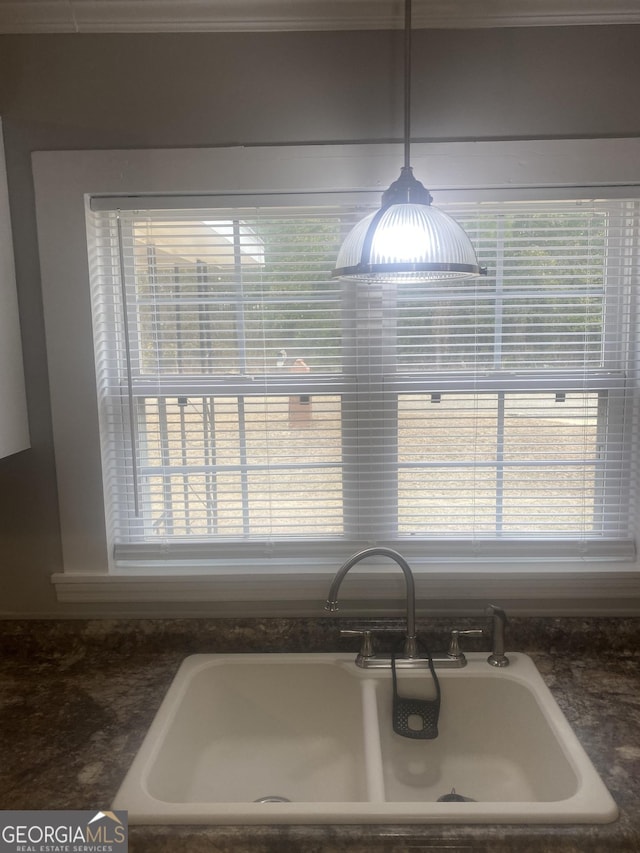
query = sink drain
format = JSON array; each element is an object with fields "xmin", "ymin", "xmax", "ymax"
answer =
[
  {"xmin": 436, "ymin": 787, "xmax": 476, "ymax": 802},
  {"xmin": 254, "ymin": 795, "xmax": 291, "ymax": 803}
]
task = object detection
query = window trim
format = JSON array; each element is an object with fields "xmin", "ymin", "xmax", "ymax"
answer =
[{"xmin": 33, "ymin": 140, "xmax": 640, "ymax": 612}]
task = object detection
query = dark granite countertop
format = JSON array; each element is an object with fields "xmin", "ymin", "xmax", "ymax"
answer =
[{"xmin": 0, "ymin": 617, "xmax": 638, "ymax": 852}]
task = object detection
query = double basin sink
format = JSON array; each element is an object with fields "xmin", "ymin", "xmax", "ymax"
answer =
[{"xmin": 113, "ymin": 651, "xmax": 618, "ymax": 824}]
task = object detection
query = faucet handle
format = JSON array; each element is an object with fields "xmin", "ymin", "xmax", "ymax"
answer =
[
  {"xmin": 447, "ymin": 628, "xmax": 484, "ymax": 661},
  {"xmin": 340, "ymin": 628, "xmax": 375, "ymax": 661}
]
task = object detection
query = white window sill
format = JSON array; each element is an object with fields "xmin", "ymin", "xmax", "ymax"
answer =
[{"xmin": 51, "ymin": 563, "xmax": 640, "ymax": 616}]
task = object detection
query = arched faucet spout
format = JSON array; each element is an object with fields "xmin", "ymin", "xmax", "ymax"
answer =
[{"xmin": 325, "ymin": 547, "xmax": 418, "ymax": 658}]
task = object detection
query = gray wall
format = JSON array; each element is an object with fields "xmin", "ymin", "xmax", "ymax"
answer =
[{"xmin": 1, "ymin": 26, "xmax": 639, "ymax": 616}]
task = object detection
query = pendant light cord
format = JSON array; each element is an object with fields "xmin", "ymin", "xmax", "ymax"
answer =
[{"xmin": 403, "ymin": 0, "xmax": 412, "ymax": 170}]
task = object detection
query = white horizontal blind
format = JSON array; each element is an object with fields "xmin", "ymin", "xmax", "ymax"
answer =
[
  {"xmin": 390, "ymin": 202, "xmax": 637, "ymax": 559},
  {"xmin": 86, "ymin": 199, "xmax": 639, "ymax": 567}
]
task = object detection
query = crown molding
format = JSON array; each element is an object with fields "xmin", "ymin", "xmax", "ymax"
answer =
[{"xmin": 0, "ymin": 0, "xmax": 639, "ymax": 34}]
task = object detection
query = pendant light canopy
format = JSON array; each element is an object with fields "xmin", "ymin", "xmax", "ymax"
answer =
[{"xmin": 333, "ymin": 0, "xmax": 484, "ymax": 283}]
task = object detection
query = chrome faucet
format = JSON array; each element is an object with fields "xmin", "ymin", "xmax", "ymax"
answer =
[
  {"xmin": 325, "ymin": 547, "xmax": 510, "ymax": 670},
  {"xmin": 325, "ymin": 547, "xmax": 418, "ymax": 659}
]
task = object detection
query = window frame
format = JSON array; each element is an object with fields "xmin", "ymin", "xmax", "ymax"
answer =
[{"xmin": 33, "ymin": 140, "xmax": 640, "ymax": 613}]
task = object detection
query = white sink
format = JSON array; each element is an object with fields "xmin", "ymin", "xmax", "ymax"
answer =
[
  {"xmin": 142, "ymin": 660, "xmax": 368, "ymax": 805},
  {"xmin": 113, "ymin": 652, "xmax": 618, "ymax": 825}
]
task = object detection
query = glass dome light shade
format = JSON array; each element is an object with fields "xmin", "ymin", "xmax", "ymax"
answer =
[{"xmin": 333, "ymin": 202, "xmax": 482, "ymax": 282}]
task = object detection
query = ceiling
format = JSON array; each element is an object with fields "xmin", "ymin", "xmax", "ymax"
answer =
[{"xmin": 0, "ymin": 0, "xmax": 639, "ymax": 33}]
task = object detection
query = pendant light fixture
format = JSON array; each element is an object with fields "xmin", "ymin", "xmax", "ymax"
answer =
[{"xmin": 333, "ymin": 0, "xmax": 484, "ymax": 283}]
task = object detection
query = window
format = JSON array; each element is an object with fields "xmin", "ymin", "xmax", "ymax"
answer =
[
  {"xmin": 33, "ymin": 142, "xmax": 640, "ymax": 609},
  {"xmin": 88, "ymin": 198, "xmax": 638, "ymax": 569}
]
